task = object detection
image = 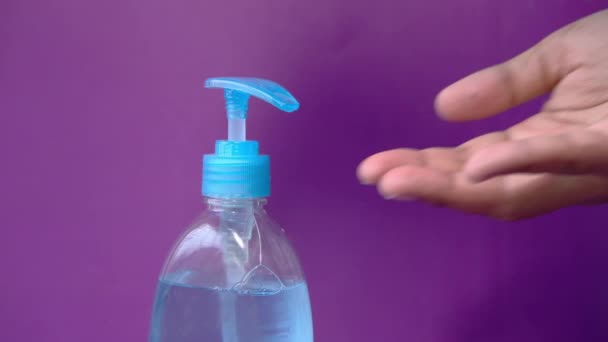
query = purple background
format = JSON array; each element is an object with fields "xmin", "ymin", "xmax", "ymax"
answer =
[{"xmin": 1, "ymin": 1, "xmax": 607, "ymax": 341}]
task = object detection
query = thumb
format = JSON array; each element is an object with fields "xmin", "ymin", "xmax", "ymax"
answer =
[{"xmin": 435, "ymin": 31, "xmax": 571, "ymax": 121}]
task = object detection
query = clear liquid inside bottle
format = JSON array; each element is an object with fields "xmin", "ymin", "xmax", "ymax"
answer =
[{"xmin": 149, "ymin": 198, "xmax": 313, "ymax": 342}]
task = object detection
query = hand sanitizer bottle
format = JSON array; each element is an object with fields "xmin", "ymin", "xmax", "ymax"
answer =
[{"xmin": 149, "ymin": 77, "xmax": 313, "ymax": 342}]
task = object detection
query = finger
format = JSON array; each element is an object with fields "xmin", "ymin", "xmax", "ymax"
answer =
[
  {"xmin": 492, "ymin": 174, "xmax": 608, "ymax": 220},
  {"xmin": 378, "ymin": 165, "xmax": 608, "ymax": 220},
  {"xmin": 465, "ymin": 130, "xmax": 608, "ymax": 182},
  {"xmin": 357, "ymin": 149, "xmax": 423, "ymax": 184},
  {"xmin": 435, "ymin": 33, "xmax": 569, "ymax": 121},
  {"xmin": 357, "ymin": 148, "xmax": 466, "ymax": 185},
  {"xmin": 377, "ymin": 165, "xmax": 500, "ymax": 215},
  {"xmin": 459, "ymin": 131, "xmax": 510, "ymax": 150}
]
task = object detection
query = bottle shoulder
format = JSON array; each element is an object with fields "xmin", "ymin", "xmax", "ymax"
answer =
[{"xmin": 158, "ymin": 208, "xmax": 305, "ymax": 290}]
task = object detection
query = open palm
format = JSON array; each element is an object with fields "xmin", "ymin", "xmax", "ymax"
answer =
[{"xmin": 357, "ymin": 10, "xmax": 608, "ymax": 220}]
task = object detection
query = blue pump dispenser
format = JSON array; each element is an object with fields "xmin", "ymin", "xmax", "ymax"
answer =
[{"xmin": 202, "ymin": 77, "xmax": 300, "ymax": 198}]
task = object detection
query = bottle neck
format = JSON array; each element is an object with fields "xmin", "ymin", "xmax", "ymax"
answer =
[
  {"xmin": 205, "ymin": 197, "xmax": 266, "ymax": 243},
  {"xmin": 205, "ymin": 197, "xmax": 267, "ymax": 212}
]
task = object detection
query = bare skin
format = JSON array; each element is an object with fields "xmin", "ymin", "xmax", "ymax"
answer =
[{"xmin": 357, "ymin": 10, "xmax": 608, "ymax": 220}]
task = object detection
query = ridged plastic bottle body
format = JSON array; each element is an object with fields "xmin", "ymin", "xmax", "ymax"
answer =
[{"xmin": 149, "ymin": 198, "xmax": 313, "ymax": 342}]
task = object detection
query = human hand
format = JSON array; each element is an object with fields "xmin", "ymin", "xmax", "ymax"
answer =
[{"xmin": 357, "ymin": 9, "xmax": 608, "ymax": 220}]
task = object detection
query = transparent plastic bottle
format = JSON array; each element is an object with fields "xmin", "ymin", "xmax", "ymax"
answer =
[{"xmin": 149, "ymin": 78, "xmax": 313, "ymax": 342}]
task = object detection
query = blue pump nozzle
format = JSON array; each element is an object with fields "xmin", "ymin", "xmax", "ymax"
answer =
[
  {"xmin": 202, "ymin": 77, "xmax": 299, "ymax": 198},
  {"xmin": 205, "ymin": 77, "xmax": 299, "ymax": 141}
]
